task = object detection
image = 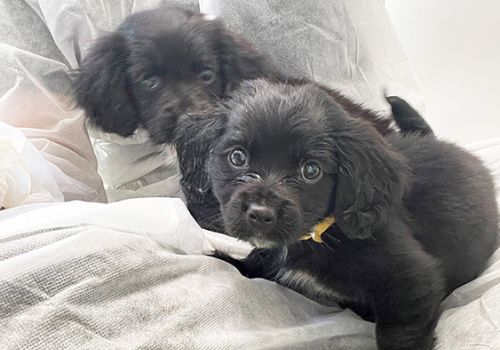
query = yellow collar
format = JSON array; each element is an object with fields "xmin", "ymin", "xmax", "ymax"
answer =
[{"xmin": 300, "ymin": 216, "xmax": 336, "ymax": 243}]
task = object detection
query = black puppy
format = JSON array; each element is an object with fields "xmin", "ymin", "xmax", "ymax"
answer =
[
  {"xmin": 73, "ymin": 6, "xmax": 279, "ymax": 144},
  {"xmin": 174, "ymin": 78, "xmax": 416, "ymax": 232},
  {"xmin": 174, "ymin": 78, "xmax": 432, "ymax": 232},
  {"xmin": 207, "ymin": 79, "xmax": 499, "ymax": 349}
]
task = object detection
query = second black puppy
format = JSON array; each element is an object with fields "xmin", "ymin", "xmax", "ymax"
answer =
[
  {"xmin": 208, "ymin": 79, "xmax": 498, "ymax": 349},
  {"xmin": 74, "ymin": 6, "xmax": 279, "ymax": 143}
]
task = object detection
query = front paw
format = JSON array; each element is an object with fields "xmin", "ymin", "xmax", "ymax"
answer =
[
  {"xmin": 210, "ymin": 250, "xmax": 247, "ymax": 274},
  {"xmin": 211, "ymin": 249, "xmax": 264, "ymax": 279},
  {"xmin": 211, "ymin": 248, "xmax": 279, "ymax": 279}
]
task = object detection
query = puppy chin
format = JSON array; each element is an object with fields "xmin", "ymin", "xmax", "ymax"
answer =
[
  {"xmin": 226, "ymin": 226, "xmax": 285, "ymax": 249},
  {"xmin": 248, "ymin": 237, "xmax": 282, "ymax": 249},
  {"xmin": 222, "ymin": 212, "xmax": 303, "ymax": 248}
]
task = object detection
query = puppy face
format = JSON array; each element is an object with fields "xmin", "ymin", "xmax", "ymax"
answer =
[
  {"xmin": 74, "ymin": 7, "xmax": 277, "ymax": 144},
  {"xmin": 208, "ymin": 80, "xmax": 408, "ymax": 247}
]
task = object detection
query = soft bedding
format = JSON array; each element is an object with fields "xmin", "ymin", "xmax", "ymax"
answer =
[{"xmin": 1, "ymin": 139, "xmax": 499, "ymax": 349}]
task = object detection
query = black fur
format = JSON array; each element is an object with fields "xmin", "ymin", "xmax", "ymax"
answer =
[
  {"xmin": 173, "ymin": 79, "xmax": 410, "ymax": 232},
  {"xmin": 73, "ymin": 6, "xmax": 279, "ymax": 144},
  {"xmin": 72, "ymin": 6, "xmax": 432, "ymax": 229},
  {"xmin": 386, "ymin": 96, "xmax": 434, "ymax": 136},
  {"xmin": 207, "ymin": 79, "xmax": 499, "ymax": 349},
  {"xmin": 174, "ymin": 110, "xmax": 228, "ymax": 231}
]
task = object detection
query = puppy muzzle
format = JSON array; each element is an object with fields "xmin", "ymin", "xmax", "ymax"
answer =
[{"xmin": 224, "ymin": 182, "xmax": 304, "ymax": 246}]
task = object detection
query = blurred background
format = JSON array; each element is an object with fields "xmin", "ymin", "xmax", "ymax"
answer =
[{"xmin": 386, "ymin": 0, "xmax": 500, "ymax": 143}]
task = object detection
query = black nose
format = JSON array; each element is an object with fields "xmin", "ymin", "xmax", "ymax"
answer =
[{"xmin": 246, "ymin": 203, "xmax": 276, "ymax": 229}]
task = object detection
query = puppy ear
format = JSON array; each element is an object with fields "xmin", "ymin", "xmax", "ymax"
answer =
[
  {"xmin": 73, "ymin": 32, "xmax": 139, "ymax": 136},
  {"xmin": 175, "ymin": 109, "xmax": 228, "ymax": 153},
  {"xmin": 216, "ymin": 27, "xmax": 279, "ymax": 93},
  {"xmin": 175, "ymin": 110, "xmax": 228, "ymax": 204},
  {"xmin": 332, "ymin": 120, "xmax": 409, "ymax": 239}
]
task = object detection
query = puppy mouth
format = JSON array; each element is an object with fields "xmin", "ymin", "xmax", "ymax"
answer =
[{"xmin": 221, "ymin": 189, "xmax": 305, "ymax": 247}]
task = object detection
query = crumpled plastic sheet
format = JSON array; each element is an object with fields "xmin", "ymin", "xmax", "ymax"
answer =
[
  {"xmin": 0, "ymin": 122, "xmax": 64, "ymax": 207},
  {"xmin": 0, "ymin": 0, "xmax": 423, "ymax": 202}
]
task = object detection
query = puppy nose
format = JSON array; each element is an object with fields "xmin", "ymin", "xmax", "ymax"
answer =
[{"xmin": 246, "ymin": 203, "xmax": 276, "ymax": 229}]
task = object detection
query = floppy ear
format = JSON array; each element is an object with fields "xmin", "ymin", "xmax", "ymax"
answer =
[
  {"xmin": 73, "ymin": 32, "xmax": 140, "ymax": 136},
  {"xmin": 216, "ymin": 26, "xmax": 280, "ymax": 93},
  {"xmin": 332, "ymin": 120, "xmax": 409, "ymax": 239},
  {"xmin": 174, "ymin": 110, "xmax": 228, "ymax": 229}
]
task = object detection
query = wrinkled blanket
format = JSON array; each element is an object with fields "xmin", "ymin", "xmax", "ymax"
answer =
[{"xmin": 1, "ymin": 140, "xmax": 499, "ymax": 349}]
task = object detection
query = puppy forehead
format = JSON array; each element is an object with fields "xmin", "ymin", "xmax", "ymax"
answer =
[
  {"xmin": 157, "ymin": 30, "xmax": 215, "ymax": 64},
  {"xmin": 227, "ymin": 84, "xmax": 334, "ymax": 154},
  {"xmin": 121, "ymin": 7, "xmax": 200, "ymax": 35},
  {"xmin": 122, "ymin": 8, "xmax": 219, "ymax": 69}
]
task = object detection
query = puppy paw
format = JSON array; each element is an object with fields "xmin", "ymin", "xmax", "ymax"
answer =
[{"xmin": 210, "ymin": 250, "xmax": 252, "ymax": 277}]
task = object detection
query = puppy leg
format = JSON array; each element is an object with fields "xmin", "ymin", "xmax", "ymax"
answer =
[
  {"xmin": 375, "ymin": 297, "xmax": 441, "ymax": 350},
  {"xmin": 370, "ymin": 247, "xmax": 444, "ymax": 350},
  {"xmin": 376, "ymin": 318, "xmax": 438, "ymax": 350},
  {"xmin": 340, "ymin": 300, "xmax": 375, "ymax": 322},
  {"xmin": 211, "ymin": 248, "xmax": 282, "ymax": 279},
  {"xmin": 386, "ymin": 96, "xmax": 434, "ymax": 136}
]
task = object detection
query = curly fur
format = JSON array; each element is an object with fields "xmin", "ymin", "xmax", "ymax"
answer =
[
  {"xmin": 173, "ymin": 79, "xmax": 419, "ymax": 232},
  {"xmin": 207, "ymin": 79, "xmax": 499, "ymax": 349},
  {"xmin": 73, "ymin": 6, "xmax": 280, "ymax": 144}
]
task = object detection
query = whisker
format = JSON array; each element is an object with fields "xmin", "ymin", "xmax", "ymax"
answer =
[
  {"xmin": 321, "ymin": 239, "xmax": 336, "ymax": 252},
  {"xmin": 309, "ymin": 242, "xmax": 321, "ymax": 255}
]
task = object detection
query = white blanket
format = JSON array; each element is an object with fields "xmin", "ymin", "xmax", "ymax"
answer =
[{"xmin": 1, "ymin": 139, "xmax": 499, "ymax": 349}]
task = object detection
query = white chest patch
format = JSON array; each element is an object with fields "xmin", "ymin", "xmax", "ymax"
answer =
[{"xmin": 276, "ymin": 269, "xmax": 347, "ymax": 303}]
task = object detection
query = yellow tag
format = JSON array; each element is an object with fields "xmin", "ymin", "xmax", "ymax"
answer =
[{"xmin": 300, "ymin": 216, "xmax": 336, "ymax": 243}]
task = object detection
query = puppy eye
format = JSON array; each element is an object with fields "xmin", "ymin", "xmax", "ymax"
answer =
[
  {"xmin": 229, "ymin": 148, "xmax": 248, "ymax": 168},
  {"xmin": 141, "ymin": 76, "xmax": 161, "ymax": 90},
  {"xmin": 301, "ymin": 161, "xmax": 322, "ymax": 182},
  {"xmin": 199, "ymin": 69, "xmax": 215, "ymax": 84}
]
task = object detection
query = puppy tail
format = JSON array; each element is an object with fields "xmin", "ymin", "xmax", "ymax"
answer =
[{"xmin": 385, "ymin": 95, "xmax": 434, "ymax": 136}]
